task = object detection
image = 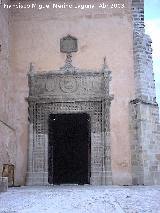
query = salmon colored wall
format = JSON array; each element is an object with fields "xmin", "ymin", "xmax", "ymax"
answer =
[{"xmin": 5, "ymin": 0, "xmax": 135, "ymax": 185}]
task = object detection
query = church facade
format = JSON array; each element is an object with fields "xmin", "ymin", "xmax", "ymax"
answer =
[{"xmin": 0, "ymin": 0, "xmax": 160, "ymax": 186}]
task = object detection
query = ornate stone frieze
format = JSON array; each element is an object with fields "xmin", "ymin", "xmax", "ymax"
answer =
[{"xmin": 28, "ymin": 70, "xmax": 111, "ymax": 101}]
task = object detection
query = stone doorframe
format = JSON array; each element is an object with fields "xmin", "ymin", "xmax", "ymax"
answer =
[{"xmin": 26, "ymin": 60, "xmax": 113, "ymax": 185}]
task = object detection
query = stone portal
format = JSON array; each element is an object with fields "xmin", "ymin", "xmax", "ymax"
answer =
[{"xmin": 26, "ymin": 58, "xmax": 113, "ymax": 185}]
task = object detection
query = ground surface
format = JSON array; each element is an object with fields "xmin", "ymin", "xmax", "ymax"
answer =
[{"xmin": 0, "ymin": 186, "xmax": 160, "ymax": 213}]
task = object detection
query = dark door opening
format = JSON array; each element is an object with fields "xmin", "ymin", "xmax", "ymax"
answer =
[{"xmin": 48, "ymin": 113, "xmax": 91, "ymax": 185}]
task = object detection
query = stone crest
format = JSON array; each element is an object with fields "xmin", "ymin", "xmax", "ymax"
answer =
[{"xmin": 60, "ymin": 34, "xmax": 78, "ymax": 53}]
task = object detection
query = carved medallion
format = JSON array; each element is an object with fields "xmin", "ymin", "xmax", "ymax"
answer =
[
  {"xmin": 45, "ymin": 79, "xmax": 56, "ymax": 92},
  {"xmin": 59, "ymin": 76, "xmax": 78, "ymax": 93}
]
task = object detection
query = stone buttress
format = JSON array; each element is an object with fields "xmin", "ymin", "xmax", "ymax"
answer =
[{"xmin": 130, "ymin": 0, "xmax": 160, "ymax": 185}]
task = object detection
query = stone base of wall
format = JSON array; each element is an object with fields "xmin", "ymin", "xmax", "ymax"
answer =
[
  {"xmin": 0, "ymin": 177, "xmax": 8, "ymax": 192},
  {"xmin": 26, "ymin": 171, "xmax": 112, "ymax": 186},
  {"xmin": 26, "ymin": 172, "xmax": 48, "ymax": 186},
  {"xmin": 130, "ymin": 99, "xmax": 160, "ymax": 185}
]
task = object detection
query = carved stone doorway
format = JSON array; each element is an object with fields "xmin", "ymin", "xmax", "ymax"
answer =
[
  {"xmin": 26, "ymin": 57, "xmax": 113, "ymax": 185},
  {"xmin": 48, "ymin": 113, "xmax": 91, "ymax": 185}
]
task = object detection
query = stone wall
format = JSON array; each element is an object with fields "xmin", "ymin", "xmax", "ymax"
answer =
[
  {"xmin": 0, "ymin": 0, "xmax": 16, "ymax": 176},
  {"xmin": 9, "ymin": 0, "xmax": 135, "ymax": 185},
  {"xmin": 131, "ymin": 0, "xmax": 160, "ymax": 184}
]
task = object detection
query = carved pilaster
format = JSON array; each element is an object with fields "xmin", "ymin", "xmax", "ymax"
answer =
[
  {"xmin": 101, "ymin": 58, "xmax": 113, "ymax": 184},
  {"xmin": 26, "ymin": 101, "xmax": 35, "ymax": 185}
]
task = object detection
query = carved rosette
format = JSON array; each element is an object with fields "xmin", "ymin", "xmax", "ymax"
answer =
[{"xmin": 59, "ymin": 76, "xmax": 78, "ymax": 93}]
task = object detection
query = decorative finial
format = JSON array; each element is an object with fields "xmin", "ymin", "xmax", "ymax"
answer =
[
  {"xmin": 104, "ymin": 56, "xmax": 106, "ymax": 65},
  {"xmin": 103, "ymin": 56, "xmax": 108, "ymax": 69},
  {"xmin": 102, "ymin": 57, "xmax": 112, "ymax": 80},
  {"xmin": 29, "ymin": 62, "xmax": 35, "ymax": 73}
]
